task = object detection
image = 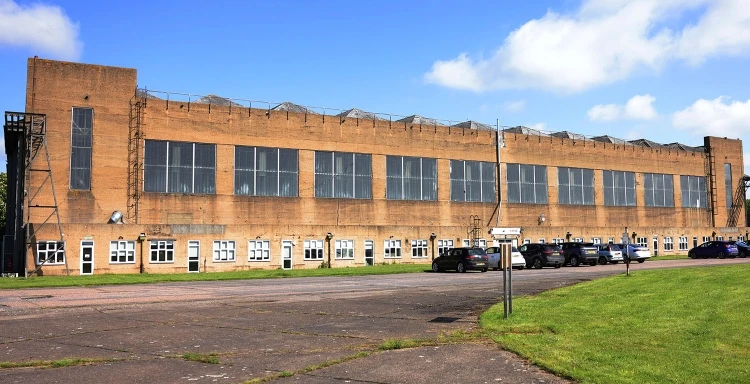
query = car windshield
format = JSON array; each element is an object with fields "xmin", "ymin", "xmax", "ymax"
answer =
[
  {"xmin": 547, "ymin": 245, "xmax": 562, "ymax": 251},
  {"xmin": 511, "ymin": 246, "xmax": 519, "ymax": 252},
  {"xmin": 609, "ymin": 244, "xmax": 621, "ymax": 251},
  {"xmin": 583, "ymin": 243, "xmax": 595, "ymax": 247}
]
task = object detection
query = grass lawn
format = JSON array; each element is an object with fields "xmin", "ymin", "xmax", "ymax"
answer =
[
  {"xmin": 480, "ymin": 264, "xmax": 750, "ymax": 384},
  {"xmin": 648, "ymin": 254, "xmax": 690, "ymax": 261},
  {"xmin": 0, "ymin": 263, "xmax": 428, "ymax": 289}
]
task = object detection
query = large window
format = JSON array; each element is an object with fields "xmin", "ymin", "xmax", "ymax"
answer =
[
  {"xmin": 725, "ymin": 163, "xmax": 733, "ymax": 208},
  {"xmin": 680, "ymin": 175, "xmax": 707, "ymax": 208},
  {"xmin": 644, "ymin": 173, "xmax": 675, "ymax": 207},
  {"xmin": 213, "ymin": 240, "xmax": 236, "ymax": 262},
  {"xmin": 70, "ymin": 107, "xmax": 93, "ymax": 190},
  {"xmin": 150, "ymin": 240, "xmax": 174, "ymax": 263},
  {"xmin": 235, "ymin": 146, "xmax": 298, "ymax": 197},
  {"xmin": 386, "ymin": 156, "xmax": 437, "ymax": 200},
  {"xmin": 507, "ymin": 164, "xmax": 548, "ymax": 204},
  {"xmin": 315, "ymin": 152, "xmax": 372, "ymax": 199},
  {"xmin": 450, "ymin": 160, "xmax": 496, "ymax": 202},
  {"xmin": 248, "ymin": 240, "xmax": 270, "ymax": 261},
  {"xmin": 558, "ymin": 167, "xmax": 594, "ymax": 205},
  {"xmin": 144, "ymin": 140, "xmax": 216, "ymax": 194},
  {"xmin": 110, "ymin": 241, "xmax": 135, "ymax": 264},
  {"xmin": 603, "ymin": 170, "xmax": 636, "ymax": 206},
  {"xmin": 36, "ymin": 241, "xmax": 65, "ymax": 265}
]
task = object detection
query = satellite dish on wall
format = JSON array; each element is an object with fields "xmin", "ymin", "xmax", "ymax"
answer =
[{"xmin": 108, "ymin": 211, "xmax": 124, "ymax": 224}]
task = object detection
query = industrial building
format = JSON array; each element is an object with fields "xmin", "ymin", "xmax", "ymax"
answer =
[{"xmin": 2, "ymin": 58, "xmax": 748, "ymax": 276}]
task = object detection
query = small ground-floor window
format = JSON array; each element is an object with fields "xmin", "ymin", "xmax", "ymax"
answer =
[
  {"xmin": 150, "ymin": 240, "xmax": 174, "ymax": 263},
  {"xmin": 248, "ymin": 240, "xmax": 270, "ymax": 261},
  {"xmin": 213, "ymin": 240, "xmax": 236, "ymax": 262},
  {"xmin": 110, "ymin": 241, "xmax": 135, "ymax": 263},
  {"xmin": 411, "ymin": 239, "xmax": 428, "ymax": 258},
  {"xmin": 384, "ymin": 240, "xmax": 402, "ymax": 258},
  {"xmin": 678, "ymin": 237, "xmax": 688, "ymax": 251},
  {"xmin": 437, "ymin": 239, "xmax": 453, "ymax": 256},
  {"xmin": 335, "ymin": 239, "xmax": 354, "ymax": 259},
  {"xmin": 664, "ymin": 237, "xmax": 674, "ymax": 251},
  {"xmin": 36, "ymin": 241, "xmax": 65, "ymax": 265},
  {"xmin": 304, "ymin": 240, "xmax": 324, "ymax": 260}
]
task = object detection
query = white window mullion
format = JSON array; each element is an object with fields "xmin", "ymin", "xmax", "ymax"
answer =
[{"xmin": 164, "ymin": 142, "xmax": 170, "ymax": 192}]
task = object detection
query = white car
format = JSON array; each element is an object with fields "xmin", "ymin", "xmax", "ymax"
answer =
[
  {"xmin": 485, "ymin": 246, "xmax": 526, "ymax": 270},
  {"xmin": 615, "ymin": 244, "xmax": 651, "ymax": 263}
]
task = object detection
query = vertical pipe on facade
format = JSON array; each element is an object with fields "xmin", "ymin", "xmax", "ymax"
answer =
[{"xmin": 496, "ymin": 119, "xmax": 502, "ymax": 227}]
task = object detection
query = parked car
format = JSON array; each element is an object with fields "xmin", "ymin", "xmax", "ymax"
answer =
[
  {"xmin": 614, "ymin": 243, "xmax": 652, "ymax": 263},
  {"xmin": 517, "ymin": 243, "xmax": 564, "ymax": 269},
  {"xmin": 560, "ymin": 242, "xmax": 599, "ymax": 266},
  {"xmin": 727, "ymin": 241, "xmax": 750, "ymax": 258},
  {"xmin": 687, "ymin": 241, "xmax": 739, "ymax": 259},
  {"xmin": 432, "ymin": 247, "xmax": 488, "ymax": 272},
  {"xmin": 485, "ymin": 246, "xmax": 526, "ymax": 270},
  {"xmin": 597, "ymin": 244, "xmax": 623, "ymax": 265}
]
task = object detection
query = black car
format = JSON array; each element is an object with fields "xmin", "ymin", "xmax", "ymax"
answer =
[
  {"xmin": 688, "ymin": 241, "xmax": 739, "ymax": 259},
  {"xmin": 560, "ymin": 242, "xmax": 599, "ymax": 266},
  {"xmin": 728, "ymin": 241, "xmax": 750, "ymax": 258},
  {"xmin": 432, "ymin": 247, "xmax": 489, "ymax": 273},
  {"xmin": 517, "ymin": 243, "xmax": 564, "ymax": 269}
]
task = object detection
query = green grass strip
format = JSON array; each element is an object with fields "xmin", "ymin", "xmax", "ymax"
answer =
[
  {"xmin": 480, "ymin": 264, "xmax": 750, "ymax": 384},
  {"xmin": 0, "ymin": 357, "xmax": 120, "ymax": 369},
  {"xmin": 0, "ymin": 264, "xmax": 428, "ymax": 289}
]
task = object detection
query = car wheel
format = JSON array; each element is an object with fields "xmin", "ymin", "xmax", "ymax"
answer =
[
  {"xmin": 637, "ymin": 259, "xmax": 645, "ymax": 263},
  {"xmin": 718, "ymin": 251, "xmax": 726, "ymax": 259},
  {"xmin": 456, "ymin": 262, "xmax": 466, "ymax": 273},
  {"xmin": 518, "ymin": 266, "xmax": 524, "ymax": 270},
  {"xmin": 740, "ymin": 251, "xmax": 747, "ymax": 258},
  {"xmin": 688, "ymin": 251, "xmax": 696, "ymax": 259},
  {"xmin": 481, "ymin": 268, "xmax": 488, "ymax": 272},
  {"xmin": 570, "ymin": 256, "xmax": 580, "ymax": 267},
  {"xmin": 589, "ymin": 262, "xmax": 597, "ymax": 266},
  {"xmin": 554, "ymin": 264, "xmax": 562, "ymax": 269},
  {"xmin": 598, "ymin": 256, "xmax": 607, "ymax": 265},
  {"xmin": 432, "ymin": 261, "xmax": 440, "ymax": 273},
  {"xmin": 702, "ymin": 253, "xmax": 709, "ymax": 259},
  {"xmin": 532, "ymin": 257, "xmax": 543, "ymax": 269}
]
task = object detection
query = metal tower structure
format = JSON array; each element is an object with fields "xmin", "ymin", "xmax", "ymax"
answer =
[{"xmin": 2, "ymin": 112, "xmax": 66, "ymax": 276}]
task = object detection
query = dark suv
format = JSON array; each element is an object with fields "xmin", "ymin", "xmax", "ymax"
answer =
[
  {"xmin": 560, "ymin": 242, "xmax": 599, "ymax": 266},
  {"xmin": 431, "ymin": 247, "xmax": 489, "ymax": 273},
  {"xmin": 517, "ymin": 243, "xmax": 564, "ymax": 269}
]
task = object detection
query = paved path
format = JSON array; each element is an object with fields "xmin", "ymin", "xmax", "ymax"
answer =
[{"xmin": 1, "ymin": 258, "xmax": 747, "ymax": 383}]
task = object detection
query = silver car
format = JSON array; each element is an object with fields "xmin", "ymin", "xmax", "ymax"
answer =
[
  {"xmin": 485, "ymin": 246, "xmax": 526, "ymax": 270},
  {"xmin": 614, "ymin": 244, "xmax": 652, "ymax": 263},
  {"xmin": 597, "ymin": 244, "xmax": 624, "ymax": 265}
]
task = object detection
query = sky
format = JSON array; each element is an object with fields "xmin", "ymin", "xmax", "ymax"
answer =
[{"xmin": 1, "ymin": 0, "xmax": 750, "ymax": 173}]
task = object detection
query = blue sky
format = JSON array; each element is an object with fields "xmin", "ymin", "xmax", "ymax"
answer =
[{"xmin": 2, "ymin": 0, "xmax": 750, "ymax": 173}]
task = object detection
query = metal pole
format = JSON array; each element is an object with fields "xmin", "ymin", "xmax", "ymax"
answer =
[
  {"xmin": 509, "ymin": 254, "xmax": 513, "ymax": 314},
  {"xmin": 496, "ymin": 119, "xmax": 502, "ymax": 227},
  {"xmin": 503, "ymin": 253, "xmax": 508, "ymax": 319}
]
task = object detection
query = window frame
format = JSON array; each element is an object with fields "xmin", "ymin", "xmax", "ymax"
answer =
[
  {"xmin": 385, "ymin": 156, "xmax": 437, "ymax": 201},
  {"xmin": 314, "ymin": 151, "xmax": 372, "ymax": 199},
  {"xmin": 213, "ymin": 240, "xmax": 236, "ymax": 262},
  {"xmin": 384, "ymin": 240, "xmax": 402, "ymax": 259},
  {"xmin": 234, "ymin": 146, "xmax": 298, "ymax": 197},
  {"xmin": 36, "ymin": 241, "xmax": 65, "ymax": 265},
  {"xmin": 506, "ymin": 163, "xmax": 548, "ymax": 204},
  {"xmin": 680, "ymin": 175, "xmax": 707, "ymax": 208},
  {"xmin": 304, "ymin": 240, "xmax": 324, "ymax": 260},
  {"xmin": 557, "ymin": 167, "xmax": 595, "ymax": 205},
  {"xmin": 678, "ymin": 236, "xmax": 688, "ymax": 251},
  {"xmin": 450, "ymin": 160, "xmax": 496, "ymax": 203},
  {"xmin": 664, "ymin": 237, "xmax": 674, "ymax": 251},
  {"xmin": 144, "ymin": 140, "xmax": 216, "ymax": 194},
  {"xmin": 70, "ymin": 107, "xmax": 93, "ymax": 190},
  {"xmin": 335, "ymin": 239, "xmax": 355, "ymax": 259},
  {"xmin": 643, "ymin": 173, "xmax": 675, "ymax": 207},
  {"xmin": 411, "ymin": 239, "xmax": 428, "ymax": 258},
  {"xmin": 248, "ymin": 240, "xmax": 270, "ymax": 262},
  {"xmin": 149, "ymin": 240, "xmax": 175, "ymax": 263},
  {"xmin": 602, "ymin": 170, "xmax": 636, "ymax": 206},
  {"xmin": 109, "ymin": 240, "xmax": 136, "ymax": 264}
]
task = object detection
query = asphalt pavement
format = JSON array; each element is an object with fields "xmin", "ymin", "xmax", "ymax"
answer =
[{"xmin": 1, "ymin": 258, "xmax": 747, "ymax": 384}]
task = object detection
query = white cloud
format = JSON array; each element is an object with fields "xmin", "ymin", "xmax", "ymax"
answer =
[
  {"xmin": 0, "ymin": 0, "xmax": 82, "ymax": 61},
  {"xmin": 588, "ymin": 104, "xmax": 621, "ymax": 122},
  {"xmin": 672, "ymin": 96, "xmax": 750, "ymax": 137},
  {"xmin": 504, "ymin": 100, "xmax": 526, "ymax": 112},
  {"xmin": 588, "ymin": 94, "xmax": 657, "ymax": 122},
  {"xmin": 425, "ymin": 0, "xmax": 750, "ymax": 93}
]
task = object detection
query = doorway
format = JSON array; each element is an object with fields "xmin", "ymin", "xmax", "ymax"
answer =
[
  {"xmin": 80, "ymin": 240, "xmax": 94, "ymax": 275},
  {"xmin": 364, "ymin": 240, "xmax": 374, "ymax": 266},
  {"xmin": 282, "ymin": 240, "xmax": 293, "ymax": 270},
  {"xmin": 187, "ymin": 240, "xmax": 200, "ymax": 273}
]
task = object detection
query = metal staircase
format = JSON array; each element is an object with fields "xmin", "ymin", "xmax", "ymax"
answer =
[
  {"xmin": 727, "ymin": 175, "xmax": 750, "ymax": 227},
  {"xmin": 704, "ymin": 145, "xmax": 717, "ymax": 227}
]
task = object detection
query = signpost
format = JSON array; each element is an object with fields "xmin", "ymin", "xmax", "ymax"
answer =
[{"xmin": 491, "ymin": 228, "xmax": 520, "ymax": 319}]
